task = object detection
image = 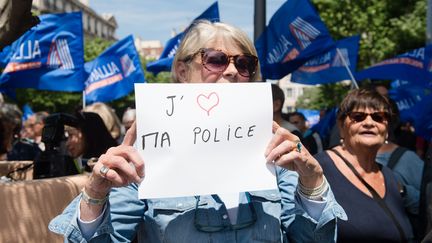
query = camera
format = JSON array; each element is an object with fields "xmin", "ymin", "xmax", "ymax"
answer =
[{"xmin": 33, "ymin": 113, "xmax": 79, "ymax": 179}]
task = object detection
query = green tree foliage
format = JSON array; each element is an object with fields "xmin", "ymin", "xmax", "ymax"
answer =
[
  {"xmin": 295, "ymin": 0, "xmax": 427, "ymax": 109},
  {"xmin": 313, "ymin": 0, "xmax": 426, "ymax": 68},
  {"xmin": 84, "ymin": 37, "xmax": 114, "ymax": 62}
]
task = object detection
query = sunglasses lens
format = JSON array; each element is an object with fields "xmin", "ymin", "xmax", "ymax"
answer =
[
  {"xmin": 234, "ymin": 55, "xmax": 257, "ymax": 77},
  {"xmin": 348, "ymin": 112, "xmax": 388, "ymax": 123},
  {"xmin": 203, "ymin": 50, "xmax": 229, "ymax": 72},
  {"xmin": 349, "ymin": 112, "xmax": 367, "ymax": 122},
  {"xmin": 201, "ymin": 49, "xmax": 257, "ymax": 77},
  {"xmin": 371, "ymin": 112, "xmax": 388, "ymax": 123}
]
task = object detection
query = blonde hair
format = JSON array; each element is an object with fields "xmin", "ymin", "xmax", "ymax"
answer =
[
  {"xmin": 172, "ymin": 20, "xmax": 261, "ymax": 82},
  {"xmin": 83, "ymin": 102, "xmax": 122, "ymax": 140}
]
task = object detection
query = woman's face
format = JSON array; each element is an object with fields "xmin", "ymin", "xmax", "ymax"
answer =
[
  {"xmin": 340, "ymin": 107, "xmax": 389, "ymax": 149},
  {"xmin": 180, "ymin": 38, "xmax": 253, "ymax": 83},
  {"xmin": 65, "ymin": 126, "xmax": 85, "ymax": 158}
]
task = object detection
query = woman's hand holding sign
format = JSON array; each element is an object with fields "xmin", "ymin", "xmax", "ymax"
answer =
[
  {"xmin": 81, "ymin": 122, "xmax": 144, "ymax": 221},
  {"xmin": 265, "ymin": 122, "xmax": 324, "ymax": 189}
]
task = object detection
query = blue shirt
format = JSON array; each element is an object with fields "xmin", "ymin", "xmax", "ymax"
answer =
[
  {"xmin": 49, "ymin": 167, "xmax": 346, "ymax": 242},
  {"xmin": 376, "ymin": 149, "xmax": 424, "ymax": 215}
]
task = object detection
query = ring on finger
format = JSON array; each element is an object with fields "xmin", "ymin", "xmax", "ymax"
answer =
[
  {"xmin": 296, "ymin": 142, "xmax": 302, "ymax": 153},
  {"xmin": 291, "ymin": 140, "xmax": 302, "ymax": 153},
  {"xmin": 100, "ymin": 165, "xmax": 110, "ymax": 178}
]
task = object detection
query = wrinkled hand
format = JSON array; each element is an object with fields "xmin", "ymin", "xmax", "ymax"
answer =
[
  {"xmin": 86, "ymin": 121, "xmax": 145, "ymax": 199},
  {"xmin": 264, "ymin": 122, "xmax": 323, "ymax": 188}
]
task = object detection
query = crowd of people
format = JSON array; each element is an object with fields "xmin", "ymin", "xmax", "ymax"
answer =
[{"xmin": 0, "ymin": 19, "xmax": 431, "ymax": 242}]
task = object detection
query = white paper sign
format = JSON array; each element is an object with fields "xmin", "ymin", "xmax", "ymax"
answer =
[{"xmin": 135, "ymin": 83, "xmax": 276, "ymax": 199}]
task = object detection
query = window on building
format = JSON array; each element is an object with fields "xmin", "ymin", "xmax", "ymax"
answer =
[
  {"xmin": 103, "ymin": 25, "xmax": 108, "ymax": 37},
  {"xmin": 56, "ymin": 1, "xmax": 63, "ymax": 11},
  {"xmin": 82, "ymin": 14, "xmax": 88, "ymax": 32},
  {"xmin": 90, "ymin": 17, "xmax": 95, "ymax": 34},
  {"xmin": 43, "ymin": 0, "xmax": 50, "ymax": 8},
  {"xmin": 285, "ymin": 88, "xmax": 293, "ymax": 98},
  {"xmin": 64, "ymin": 2, "xmax": 71, "ymax": 12}
]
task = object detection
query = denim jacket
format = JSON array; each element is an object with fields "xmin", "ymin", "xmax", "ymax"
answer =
[{"xmin": 49, "ymin": 167, "xmax": 346, "ymax": 242}]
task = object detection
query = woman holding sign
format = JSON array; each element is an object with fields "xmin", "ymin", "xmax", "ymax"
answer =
[{"xmin": 50, "ymin": 20, "xmax": 346, "ymax": 242}]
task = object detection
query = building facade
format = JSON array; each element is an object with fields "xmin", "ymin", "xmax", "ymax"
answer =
[
  {"xmin": 276, "ymin": 75, "xmax": 310, "ymax": 113},
  {"xmin": 32, "ymin": 0, "xmax": 117, "ymax": 41},
  {"xmin": 134, "ymin": 38, "xmax": 163, "ymax": 60}
]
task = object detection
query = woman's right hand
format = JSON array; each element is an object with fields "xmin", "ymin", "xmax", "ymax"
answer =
[{"xmin": 80, "ymin": 122, "xmax": 144, "ymax": 220}]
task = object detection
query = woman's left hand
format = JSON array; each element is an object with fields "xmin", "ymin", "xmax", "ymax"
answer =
[{"xmin": 265, "ymin": 122, "xmax": 323, "ymax": 188}]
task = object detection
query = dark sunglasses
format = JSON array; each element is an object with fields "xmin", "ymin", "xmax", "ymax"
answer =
[
  {"xmin": 194, "ymin": 48, "xmax": 258, "ymax": 78},
  {"xmin": 347, "ymin": 111, "xmax": 389, "ymax": 123}
]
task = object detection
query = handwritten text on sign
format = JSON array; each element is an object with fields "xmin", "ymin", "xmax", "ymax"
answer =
[{"xmin": 135, "ymin": 83, "xmax": 275, "ymax": 199}]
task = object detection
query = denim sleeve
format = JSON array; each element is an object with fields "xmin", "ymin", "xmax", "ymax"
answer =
[
  {"xmin": 394, "ymin": 151, "xmax": 424, "ymax": 215},
  {"xmin": 49, "ymin": 183, "xmax": 146, "ymax": 242},
  {"xmin": 277, "ymin": 167, "xmax": 346, "ymax": 243}
]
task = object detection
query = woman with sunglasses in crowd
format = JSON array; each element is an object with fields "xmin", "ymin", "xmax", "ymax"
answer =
[
  {"xmin": 315, "ymin": 89, "xmax": 414, "ymax": 242},
  {"xmin": 50, "ymin": 20, "xmax": 346, "ymax": 242}
]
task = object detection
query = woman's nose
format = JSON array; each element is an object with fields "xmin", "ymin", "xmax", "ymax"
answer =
[{"xmin": 221, "ymin": 61, "xmax": 238, "ymax": 82}]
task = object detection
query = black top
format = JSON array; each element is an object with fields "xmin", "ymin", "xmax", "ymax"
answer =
[{"xmin": 316, "ymin": 151, "xmax": 413, "ymax": 243}]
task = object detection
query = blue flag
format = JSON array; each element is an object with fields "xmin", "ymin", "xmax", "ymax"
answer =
[
  {"xmin": 409, "ymin": 94, "xmax": 432, "ymax": 140},
  {"xmin": 291, "ymin": 35, "xmax": 360, "ymax": 85},
  {"xmin": 0, "ymin": 12, "xmax": 85, "ymax": 91},
  {"xmin": 84, "ymin": 35, "xmax": 145, "ymax": 104},
  {"xmin": 356, "ymin": 45, "xmax": 432, "ymax": 86},
  {"xmin": 296, "ymin": 108, "xmax": 320, "ymax": 126},
  {"xmin": 310, "ymin": 107, "xmax": 337, "ymax": 143},
  {"xmin": 22, "ymin": 104, "xmax": 34, "ymax": 121},
  {"xmin": 255, "ymin": 0, "xmax": 335, "ymax": 80},
  {"xmin": 389, "ymin": 81, "xmax": 432, "ymax": 123},
  {"xmin": 0, "ymin": 46, "xmax": 11, "ymax": 67},
  {"xmin": 146, "ymin": 2, "xmax": 220, "ymax": 75},
  {"xmin": 0, "ymin": 87, "xmax": 17, "ymax": 100}
]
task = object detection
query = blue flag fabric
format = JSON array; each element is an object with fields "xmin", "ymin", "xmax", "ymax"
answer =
[
  {"xmin": 356, "ymin": 45, "xmax": 432, "ymax": 86},
  {"xmin": 389, "ymin": 81, "xmax": 432, "ymax": 124},
  {"xmin": 84, "ymin": 35, "xmax": 145, "ymax": 104},
  {"xmin": 146, "ymin": 2, "xmax": 220, "ymax": 75},
  {"xmin": 291, "ymin": 35, "xmax": 360, "ymax": 85},
  {"xmin": 255, "ymin": 0, "xmax": 335, "ymax": 80},
  {"xmin": 0, "ymin": 46, "xmax": 11, "ymax": 67},
  {"xmin": 0, "ymin": 87, "xmax": 17, "ymax": 100},
  {"xmin": 296, "ymin": 108, "xmax": 320, "ymax": 127},
  {"xmin": 145, "ymin": 33, "xmax": 182, "ymax": 74},
  {"xmin": 310, "ymin": 107, "xmax": 337, "ymax": 143},
  {"xmin": 0, "ymin": 12, "xmax": 85, "ymax": 91},
  {"xmin": 22, "ymin": 104, "xmax": 34, "ymax": 121},
  {"xmin": 409, "ymin": 94, "xmax": 432, "ymax": 140}
]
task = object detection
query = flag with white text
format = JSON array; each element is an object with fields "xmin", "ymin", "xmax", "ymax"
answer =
[
  {"xmin": 408, "ymin": 94, "xmax": 432, "ymax": 140},
  {"xmin": 84, "ymin": 35, "xmax": 145, "ymax": 104},
  {"xmin": 389, "ymin": 80, "xmax": 432, "ymax": 124},
  {"xmin": 356, "ymin": 45, "xmax": 432, "ymax": 86},
  {"xmin": 0, "ymin": 12, "xmax": 85, "ymax": 91},
  {"xmin": 291, "ymin": 35, "xmax": 360, "ymax": 85},
  {"xmin": 255, "ymin": 0, "xmax": 335, "ymax": 80}
]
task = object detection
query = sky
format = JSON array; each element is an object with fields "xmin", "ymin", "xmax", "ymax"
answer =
[{"xmin": 90, "ymin": 0, "xmax": 286, "ymax": 44}]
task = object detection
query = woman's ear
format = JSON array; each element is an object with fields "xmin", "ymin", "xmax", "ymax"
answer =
[
  {"xmin": 175, "ymin": 61, "xmax": 189, "ymax": 83},
  {"xmin": 337, "ymin": 119, "xmax": 344, "ymax": 137}
]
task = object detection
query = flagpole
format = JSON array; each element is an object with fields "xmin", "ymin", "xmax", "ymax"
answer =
[
  {"xmin": 336, "ymin": 48, "xmax": 359, "ymax": 89},
  {"xmin": 82, "ymin": 91, "xmax": 86, "ymax": 109}
]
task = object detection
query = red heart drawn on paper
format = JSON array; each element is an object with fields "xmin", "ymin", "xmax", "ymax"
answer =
[{"xmin": 196, "ymin": 92, "xmax": 219, "ymax": 116}]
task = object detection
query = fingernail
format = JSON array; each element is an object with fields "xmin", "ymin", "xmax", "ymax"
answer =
[{"xmin": 136, "ymin": 176, "xmax": 144, "ymax": 183}]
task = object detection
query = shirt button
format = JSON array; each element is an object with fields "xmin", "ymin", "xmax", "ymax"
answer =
[
  {"xmin": 222, "ymin": 214, "xmax": 228, "ymax": 219},
  {"xmin": 177, "ymin": 203, "xmax": 183, "ymax": 207}
]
